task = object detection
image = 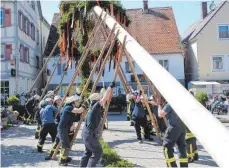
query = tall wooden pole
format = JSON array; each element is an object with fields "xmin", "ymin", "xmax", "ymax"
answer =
[
  {"xmin": 39, "ymin": 55, "xmax": 61, "ymax": 101},
  {"xmin": 55, "ymin": 13, "xmax": 107, "ymax": 119},
  {"xmin": 124, "ymin": 50, "xmax": 162, "ymax": 144},
  {"xmin": 69, "ymin": 27, "xmax": 118, "ymax": 147},
  {"xmin": 101, "ymin": 36, "xmax": 127, "ymax": 133},
  {"xmin": 29, "ymin": 40, "xmax": 59, "ymax": 93}
]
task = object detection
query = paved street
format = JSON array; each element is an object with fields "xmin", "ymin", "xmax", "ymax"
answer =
[{"xmin": 1, "ymin": 112, "xmax": 229, "ymax": 167}]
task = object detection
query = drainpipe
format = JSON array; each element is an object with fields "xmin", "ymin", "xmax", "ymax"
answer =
[{"xmin": 14, "ymin": 0, "xmax": 19, "ymax": 94}]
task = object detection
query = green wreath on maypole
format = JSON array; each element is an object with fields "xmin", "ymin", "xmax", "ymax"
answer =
[{"xmin": 58, "ymin": 0, "xmax": 131, "ymax": 95}]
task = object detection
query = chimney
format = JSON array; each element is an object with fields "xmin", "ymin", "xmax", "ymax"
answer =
[
  {"xmin": 202, "ymin": 2, "xmax": 208, "ymax": 19},
  {"xmin": 143, "ymin": 0, "xmax": 148, "ymax": 13}
]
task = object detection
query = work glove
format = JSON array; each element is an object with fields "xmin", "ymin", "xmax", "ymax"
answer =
[
  {"xmin": 82, "ymin": 100, "xmax": 90, "ymax": 110},
  {"xmin": 109, "ymin": 81, "xmax": 116, "ymax": 88}
]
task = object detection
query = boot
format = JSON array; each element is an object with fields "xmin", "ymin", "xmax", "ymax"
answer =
[
  {"xmin": 130, "ymin": 121, "xmax": 134, "ymax": 126},
  {"xmin": 37, "ymin": 145, "xmax": 43, "ymax": 153},
  {"xmin": 127, "ymin": 116, "xmax": 130, "ymax": 121},
  {"xmin": 35, "ymin": 132, "xmax": 39, "ymax": 139},
  {"xmin": 59, "ymin": 158, "xmax": 68, "ymax": 166},
  {"xmin": 45, "ymin": 151, "xmax": 54, "ymax": 160},
  {"xmin": 103, "ymin": 124, "xmax": 107, "ymax": 130},
  {"xmin": 66, "ymin": 157, "xmax": 72, "ymax": 163},
  {"xmin": 194, "ymin": 153, "xmax": 199, "ymax": 161}
]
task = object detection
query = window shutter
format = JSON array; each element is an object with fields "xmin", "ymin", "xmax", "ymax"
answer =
[
  {"xmin": 27, "ymin": 48, "xmax": 29, "ymax": 63},
  {"xmin": 5, "ymin": 44, "xmax": 12, "ymax": 60},
  {"xmin": 20, "ymin": 45, "xmax": 23, "ymax": 61},
  {"xmin": 57, "ymin": 64, "xmax": 61, "ymax": 75},
  {"xmin": 23, "ymin": 47, "xmax": 26, "ymax": 62},
  {"xmin": 4, "ymin": 9, "xmax": 11, "ymax": 27},
  {"xmin": 18, "ymin": 11, "xmax": 21, "ymax": 29}
]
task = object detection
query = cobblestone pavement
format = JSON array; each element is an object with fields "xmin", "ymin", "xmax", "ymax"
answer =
[{"xmin": 1, "ymin": 112, "xmax": 228, "ymax": 167}]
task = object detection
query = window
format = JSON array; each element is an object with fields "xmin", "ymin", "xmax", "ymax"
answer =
[
  {"xmin": 31, "ymin": 1, "xmax": 35, "ymax": 10},
  {"xmin": 26, "ymin": 19, "xmax": 30, "ymax": 35},
  {"xmin": 57, "ymin": 63, "xmax": 61, "ymax": 75},
  {"xmin": 24, "ymin": 47, "xmax": 29, "ymax": 63},
  {"xmin": 23, "ymin": 15, "xmax": 26, "ymax": 32},
  {"xmin": 36, "ymin": 29, "xmax": 39, "ymax": 45},
  {"xmin": 125, "ymin": 61, "xmax": 135, "ymax": 73},
  {"xmin": 159, "ymin": 60, "xmax": 169, "ymax": 71},
  {"xmin": 218, "ymin": 25, "xmax": 229, "ymax": 39},
  {"xmin": 212, "ymin": 56, "xmax": 223, "ymax": 71},
  {"xmin": 0, "ymin": 9, "xmax": 3, "ymax": 27},
  {"xmin": 1, "ymin": 81, "xmax": 9, "ymax": 105},
  {"xmin": 30, "ymin": 23, "xmax": 35, "ymax": 40},
  {"xmin": 1, "ymin": 44, "xmax": 4, "ymax": 59},
  {"xmin": 36, "ymin": 56, "xmax": 39, "ymax": 68}
]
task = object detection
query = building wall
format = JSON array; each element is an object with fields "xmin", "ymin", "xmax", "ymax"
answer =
[
  {"xmin": 197, "ymin": 2, "xmax": 229, "ymax": 81},
  {"xmin": 0, "ymin": 1, "xmax": 50, "ymax": 98}
]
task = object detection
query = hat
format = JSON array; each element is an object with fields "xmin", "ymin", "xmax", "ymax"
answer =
[
  {"xmin": 34, "ymin": 95, "xmax": 40, "ymax": 100},
  {"xmin": 45, "ymin": 98, "xmax": 53, "ymax": 102},
  {"xmin": 89, "ymin": 93, "xmax": 100, "ymax": 101},
  {"xmin": 54, "ymin": 95, "xmax": 61, "ymax": 102},
  {"xmin": 46, "ymin": 91, "xmax": 55, "ymax": 97},
  {"xmin": 149, "ymin": 95, "xmax": 154, "ymax": 100},
  {"xmin": 75, "ymin": 87, "xmax": 81, "ymax": 95},
  {"xmin": 65, "ymin": 95, "xmax": 80, "ymax": 104}
]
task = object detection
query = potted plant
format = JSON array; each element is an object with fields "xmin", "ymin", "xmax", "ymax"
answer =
[
  {"xmin": 6, "ymin": 96, "xmax": 20, "ymax": 124},
  {"xmin": 1, "ymin": 107, "xmax": 9, "ymax": 129},
  {"xmin": 195, "ymin": 92, "xmax": 209, "ymax": 107}
]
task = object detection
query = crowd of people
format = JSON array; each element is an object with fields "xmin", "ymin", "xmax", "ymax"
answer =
[
  {"xmin": 126, "ymin": 87, "xmax": 200, "ymax": 167},
  {"xmin": 18, "ymin": 82, "xmax": 211, "ymax": 167},
  {"xmin": 22, "ymin": 81, "xmax": 115, "ymax": 166}
]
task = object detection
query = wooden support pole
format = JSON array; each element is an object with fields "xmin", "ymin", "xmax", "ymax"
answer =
[
  {"xmin": 81, "ymin": 24, "xmax": 117, "ymax": 95},
  {"xmin": 52, "ymin": 14, "xmax": 106, "ymax": 159},
  {"xmin": 54, "ymin": 59, "xmax": 71, "ymax": 94},
  {"xmin": 124, "ymin": 50, "xmax": 162, "ymax": 144},
  {"xmin": 55, "ymin": 13, "xmax": 107, "ymax": 119},
  {"xmin": 68, "ymin": 27, "xmax": 119, "ymax": 150},
  {"xmin": 30, "ymin": 40, "xmax": 59, "ymax": 93},
  {"xmin": 101, "ymin": 36, "xmax": 127, "ymax": 133},
  {"xmin": 39, "ymin": 55, "xmax": 61, "ymax": 101},
  {"xmin": 117, "ymin": 67, "xmax": 128, "ymax": 94}
]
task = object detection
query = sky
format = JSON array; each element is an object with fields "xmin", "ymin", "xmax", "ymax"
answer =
[{"xmin": 40, "ymin": 0, "xmax": 222, "ymax": 35}]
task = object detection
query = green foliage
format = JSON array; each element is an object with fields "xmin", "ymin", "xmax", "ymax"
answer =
[
  {"xmin": 195, "ymin": 92, "xmax": 208, "ymax": 106},
  {"xmin": 6, "ymin": 96, "xmax": 20, "ymax": 106},
  {"xmin": 100, "ymin": 139, "xmax": 134, "ymax": 167},
  {"xmin": 107, "ymin": 160, "xmax": 134, "ymax": 167}
]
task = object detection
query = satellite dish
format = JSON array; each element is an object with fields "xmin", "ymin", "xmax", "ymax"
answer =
[{"xmin": 209, "ymin": 1, "xmax": 216, "ymax": 11}]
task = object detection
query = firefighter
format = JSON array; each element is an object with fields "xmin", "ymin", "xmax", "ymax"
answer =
[
  {"xmin": 58, "ymin": 95, "xmax": 89, "ymax": 166},
  {"xmin": 45, "ymin": 95, "xmax": 82, "ymax": 161},
  {"xmin": 148, "ymin": 95, "xmax": 167, "ymax": 136},
  {"xmin": 186, "ymin": 91, "xmax": 199, "ymax": 162},
  {"xmin": 80, "ymin": 82, "xmax": 115, "ymax": 167},
  {"xmin": 132, "ymin": 91, "xmax": 152, "ymax": 143},
  {"xmin": 157, "ymin": 96, "xmax": 188, "ymax": 167},
  {"xmin": 24, "ymin": 94, "xmax": 40, "ymax": 125},
  {"xmin": 34, "ymin": 99, "xmax": 47, "ymax": 139},
  {"xmin": 126, "ymin": 92, "xmax": 135, "ymax": 126},
  {"xmin": 37, "ymin": 98, "xmax": 58, "ymax": 152},
  {"xmin": 34, "ymin": 92, "xmax": 56, "ymax": 139}
]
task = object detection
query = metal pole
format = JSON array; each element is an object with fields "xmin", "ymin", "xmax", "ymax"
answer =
[{"xmin": 93, "ymin": 6, "xmax": 229, "ymax": 167}]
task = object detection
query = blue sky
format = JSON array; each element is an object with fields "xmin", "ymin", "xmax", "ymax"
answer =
[{"xmin": 41, "ymin": 1, "xmax": 221, "ymax": 35}]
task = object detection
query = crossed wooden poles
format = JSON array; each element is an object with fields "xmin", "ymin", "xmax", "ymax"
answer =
[{"xmin": 34, "ymin": 10, "xmax": 163, "ymax": 160}]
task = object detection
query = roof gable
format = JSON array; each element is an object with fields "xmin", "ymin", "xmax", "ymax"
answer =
[{"xmin": 182, "ymin": 1, "xmax": 227, "ymax": 42}]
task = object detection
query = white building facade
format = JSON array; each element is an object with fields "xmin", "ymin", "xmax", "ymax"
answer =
[{"xmin": 1, "ymin": 0, "xmax": 50, "ymax": 100}]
